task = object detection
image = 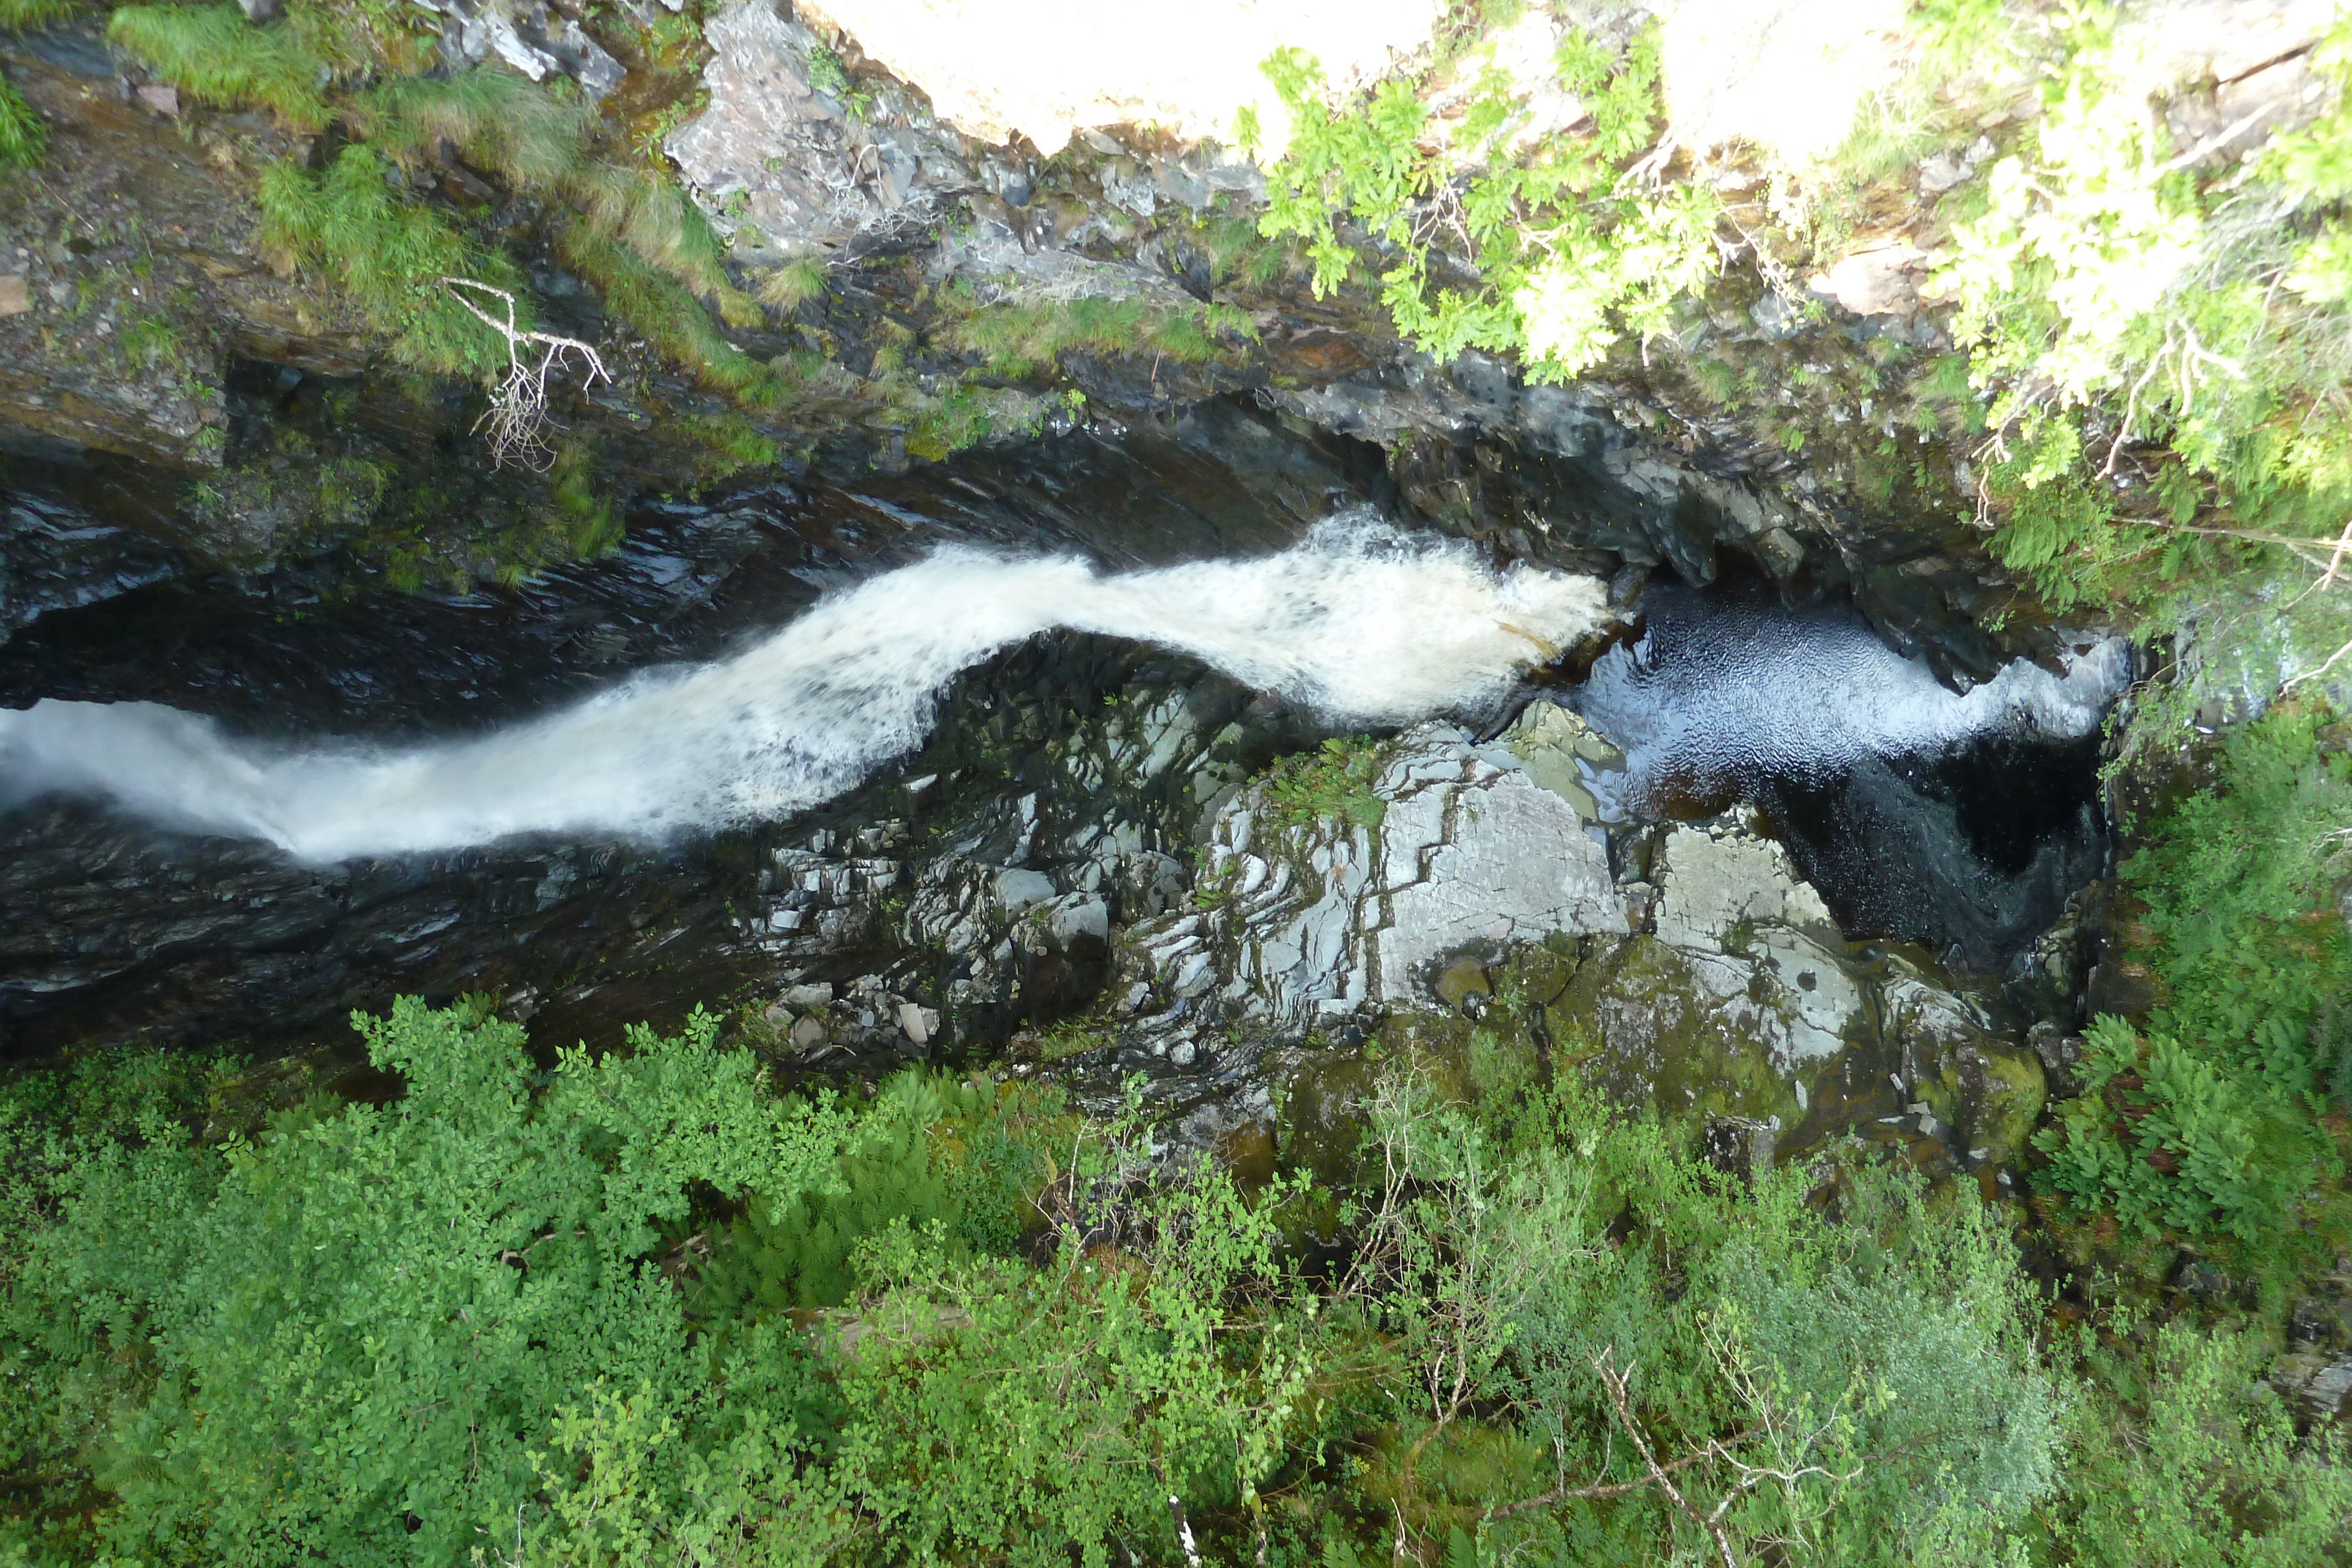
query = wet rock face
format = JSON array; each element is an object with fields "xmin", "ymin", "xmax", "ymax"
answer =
[
  {"xmin": 420, "ymin": 0, "xmax": 625, "ymax": 98},
  {"xmin": 966, "ymin": 693, "xmax": 2049, "ymax": 1175},
  {"xmin": 670, "ymin": 2, "xmax": 974, "ymax": 259}
]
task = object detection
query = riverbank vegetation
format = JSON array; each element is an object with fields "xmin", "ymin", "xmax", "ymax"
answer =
[
  {"xmin": 2, "ymin": 973, "xmax": 2344, "ymax": 1563},
  {"xmin": 1253, "ymin": 2, "xmax": 2352, "ymax": 691}
]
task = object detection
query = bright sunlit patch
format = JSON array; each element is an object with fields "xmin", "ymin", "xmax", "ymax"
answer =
[
  {"xmin": 800, "ymin": 0, "xmax": 1443, "ymax": 156},
  {"xmin": 1656, "ymin": 0, "xmax": 1912, "ymax": 168}
]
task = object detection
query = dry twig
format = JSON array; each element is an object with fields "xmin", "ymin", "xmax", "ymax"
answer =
[{"xmin": 440, "ymin": 277, "xmax": 612, "ymax": 472}]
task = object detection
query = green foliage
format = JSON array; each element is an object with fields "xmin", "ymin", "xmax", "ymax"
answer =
[
  {"xmin": 947, "ymin": 291, "xmax": 1251, "ymax": 380},
  {"xmin": 1301, "ymin": 1053, "xmax": 2061, "ymax": 1563},
  {"xmin": 904, "ymin": 384, "xmax": 998, "ymax": 462},
  {"xmin": 257, "ymin": 145, "xmax": 513, "ymax": 377},
  {"xmin": 697, "ymin": 1074, "xmax": 1062, "ymax": 1316},
  {"xmin": 21, "ymin": 1001, "xmax": 2325, "ymax": 1566},
  {"xmin": 802, "ymin": 42, "xmax": 850, "ymax": 99},
  {"xmin": 550, "ymin": 435, "xmax": 624, "ymax": 557},
  {"xmin": 560, "ymin": 222, "xmax": 790, "ymax": 404},
  {"xmin": 0, "ymin": 0, "xmax": 81, "ymax": 28},
  {"xmin": 107, "ymin": 4, "xmax": 340, "ymax": 129},
  {"xmin": 0, "ymin": 998, "xmax": 846, "ymax": 1565},
  {"xmin": 0, "ymin": 68, "xmax": 42, "ymax": 168},
  {"xmin": 349, "ymin": 68, "xmax": 595, "ymax": 195},
  {"xmin": 2044, "ymin": 1319, "xmax": 2352, "ymax": 1565},
  {"xmin": 1938, "ymin": 8, "xmax": 2352, "ymax": 617},
  {"xmin": 1255, "ymin": 25, "xmax": 1721, "ymax": 380},
  {"xmin": 2036, "ymin": 703, "xmax": 2352, "ymax": 1243},
  {"xmin": 1260, "ymin": 733, "xmax": 1395, "ymax": 831},
  {"xmin": 759, "ymin": 256, "xmax": 828, "ymax": 312}
]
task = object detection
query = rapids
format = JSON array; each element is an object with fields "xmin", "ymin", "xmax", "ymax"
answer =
[{"xmin": 0, "ymin": 516, "xmax": 1608, "ymax": 861}]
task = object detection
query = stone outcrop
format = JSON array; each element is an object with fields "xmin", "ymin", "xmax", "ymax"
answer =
[
  {"xmin": 669, "ymin": 2, "xmax": 977, "ymax": 260},
  {"xmin": 707, "ymin": 670, "xmax": 2049, "ymax": 1176},
  {"xmin": 1112, "ymin": 721, "xmax": 1626, "ymax": 1039}
]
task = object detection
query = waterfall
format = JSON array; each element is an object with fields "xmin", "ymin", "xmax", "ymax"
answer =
[
  {"xmin": 0, "ymin": 516, "xmax": 1608, "ymax": 862},
  {"xmin": 1571, "ymin": 583, "xmax": 2129, "ymax": 815}
]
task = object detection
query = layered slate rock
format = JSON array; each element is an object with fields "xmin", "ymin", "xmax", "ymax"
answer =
[{"xmin": 1113, "ymin": 721, "xmax": 1627, "ymax": 1037}]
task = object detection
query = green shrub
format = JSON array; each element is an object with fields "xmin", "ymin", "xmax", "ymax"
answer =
[
  {"xmin": 2043, "ymin": 1320, "xmax": 2352, "ymax": 1565},
  {"xmin": 1254, "ymin": 25, "xmax": 1720, "ymax": 380},
  {"xmin": 1260, "ymin": 733, "xmax": 1395, "ymax": 830},
  {"xmin": 1939, "ymin": 8, "xmax": 2352, "ymax": 618},
  {"xmin": 697, "ymin": 1073, "xmax": 1064, "ymax": 1316},
  {"xmin": 0, "ymin": 998, "xmax": 846, "ymax": 1566},
  {"xmin": 2036, "ymin": 703, "xmax": 2352, "ymax": 1244},
  {"xmin": 349, "ymin": 67, "xmax": 594, "ymax": 194}
]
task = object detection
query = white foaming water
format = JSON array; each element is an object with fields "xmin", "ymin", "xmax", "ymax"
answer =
[
  {"xmin": 0, "ymin": 517, "xmax": 1608, "ymax": 862},
  {"xmin": 1573, "ymin": 589, "xmax": 2128, "ymax": 811}
]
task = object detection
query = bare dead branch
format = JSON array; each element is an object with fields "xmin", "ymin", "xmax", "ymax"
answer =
[
  {"xmin": 1591, "ymin": 1350, "xmax": 1743, "ymax": 1568},
  {"xmin": 1489, "ymin": 1419, "xmax": 1763, "ymax": 1517},
  {"xmin": 440, "ymin": 278, "xmax": 613, "ymax": 472}
]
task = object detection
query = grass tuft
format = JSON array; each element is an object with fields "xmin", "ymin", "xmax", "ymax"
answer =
[
  {"xmin": 948, "ymin": 292, "xmax": 1250, "ymax": 379},
  {"xmin": 757, "ymin": 256, "xmax": 827, "ymax": 312},
  {"xmin": 558, "ymin": 221, "xmax": 787, "ymax": 406},
  {"xmin": 0, "ymin": 0, "xmax": 79, "ymax": 28},
  {"xmin": 0, "ymin": 68, "xmax": 44, "ymax": 166},
  {"xmin": 258, "ymin": 145, "xmax": 510, "ymax": 376},
  {"xmin": 108, "ymin": 4, "xmax": 340, "ymax": 129},
  {"xmin": 349, "ymin": 69, "xmax": 594, "ymax": 194}
]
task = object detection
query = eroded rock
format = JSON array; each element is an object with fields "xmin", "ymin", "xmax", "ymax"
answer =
[{"xmin": 1112, "ymin": 718, "xmax": 1626, "ymax": 1037}]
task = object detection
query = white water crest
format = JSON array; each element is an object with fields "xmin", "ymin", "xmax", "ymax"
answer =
[
  {"xmin": 0, "ymin": 517, "xmax": 1609, "ymax": 862},
  {"xmin": 1572, "ymin": 586, "xmax": 2129, "ymax": 812}
]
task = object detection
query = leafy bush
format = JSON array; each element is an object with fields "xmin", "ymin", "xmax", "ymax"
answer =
[
  {"xmin": 1936, "ymin": 8, "xmax": 2352, "ymax": 620},
  {"xmin": 0, "ymin": 999, "xmax": 846, "ymax": 1565},
  {"xmin": 1284, "ymin": 1051, "xmax": 2063, "ymax": 1564},
  {"xmin": 2043, "ymin": 1319, "xmax": 2352, "ymax": 1565},
  {"xmin": 2036, "ymin": 703, "xmax": 2352, "ymax": 1243},
  {"xmin": 1260, "ymin": 733, "xmax": 1395, "ymax": 830},
  {"xmin": 696, "ymin": 1072, "xmax": 1064, "ymax": 1316},
  {"xmin": 37, "ymin": 995, "xmax": 2340, "ymax": 1566},
  {"xmin": 1253, "ymin": 25, "xmax": 1721, "ymax": 380}
]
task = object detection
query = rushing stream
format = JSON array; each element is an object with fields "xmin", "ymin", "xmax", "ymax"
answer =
[
  {"xmin": 0, "ymin": 411, "xmax": 2126, "ymax": 1058},
  {"xmin": 0, "ymin": 518, "xmax": 1605, "ymax": 859},
  {"xmin": 1575, "ymin": 577, "xmax": 2125, "ymax": 964}
]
